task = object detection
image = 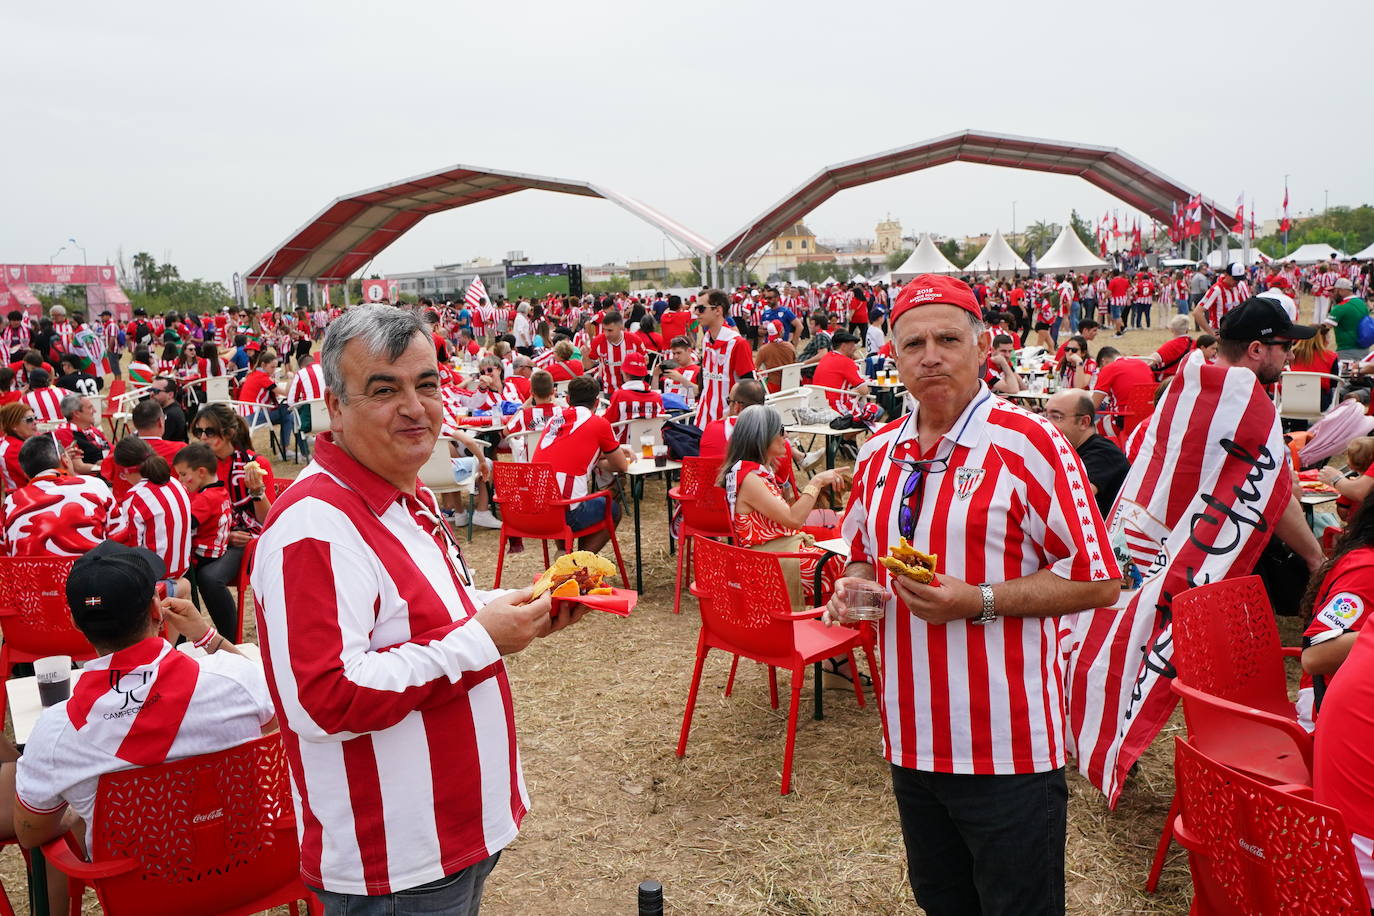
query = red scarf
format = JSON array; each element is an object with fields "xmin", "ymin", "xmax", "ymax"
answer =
[{"xmin": 66, "ymin": 637, "xmax": 199, "ymax": 766}]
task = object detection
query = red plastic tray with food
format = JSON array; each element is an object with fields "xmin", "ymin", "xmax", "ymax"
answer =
[{"xmin": 531, "ymin": 551, "xmax": 637, "ymax": 616}]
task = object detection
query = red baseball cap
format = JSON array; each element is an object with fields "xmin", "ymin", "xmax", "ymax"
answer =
[
  {"xmin": 764, "ymin": 319, "xmax": 783, "ymax": 340},
  {"xmin": 891, "ymin": 275, "xmax": 982, "ymax": 324},
  {"xmin": 621, "ymin": 350, "xmax": 648, "ymax": 377}
]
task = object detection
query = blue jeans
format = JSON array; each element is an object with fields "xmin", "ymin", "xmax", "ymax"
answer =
[
  {"xmin": 1068, "ymin": 300, "xmax": 1081, "ymax": 334},
  {"xmin": 312, "ymin": 853, "xmax": 500, "ymax": 915},
  {"xmin": 567, "ymin": 495, "xmax": 621, "ymax": 531},
  {"xmin": 892, "ymin": 764, "xmax": 1067, "ymax": 916}
]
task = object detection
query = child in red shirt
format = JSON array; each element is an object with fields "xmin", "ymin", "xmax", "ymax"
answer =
[{"xmin": 173, "ymin": 442, "xmax": 237, "ymax": 638}]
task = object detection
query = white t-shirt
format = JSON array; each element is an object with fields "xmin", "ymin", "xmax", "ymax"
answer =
[
  {"xmin": 16, "ymin": 642, "xmax": 274, "ymax": 852},
  {"xmin": 865, "ymin": 325, "xmax": 884, "ymax": 355}
]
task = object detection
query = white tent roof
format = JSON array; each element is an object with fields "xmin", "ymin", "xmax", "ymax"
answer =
[
  {"xmin": 870, "ymin": 272, "xmax": 892, "ymax": 285},
  {"xmin": 850, "ymin": 273, "xmax": 867, "ymax": 283},
  {"xmin": 892, "ymin": 233, "xmax": 960, "ymax": 280},
  {"xmin": 963, "ymin": 229, "xmax": 1028, "ymax": 276},
  {"xmin": 1036, "ymin": 224, "xmax": 1109, "ymax": 271},
  {"xmin": 1202, "ymin": 247, "xmax": 1271, "ymax": 268},
  {"xmin": 821, "ymin": 275, "xmax": 839, "ymax": 286},
  {"xmin": 1353, "ymin": 241, "xmax": 1374, "ymax": 260},
  {"xmin": 1282, "ymin": 243, "xmax": 1348, "ymax": 265}
]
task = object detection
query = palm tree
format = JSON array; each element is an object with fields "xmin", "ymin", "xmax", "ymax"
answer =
[{"xmin": 1019, "ymin": 221, "xmax": 1060, "ymax": 260}]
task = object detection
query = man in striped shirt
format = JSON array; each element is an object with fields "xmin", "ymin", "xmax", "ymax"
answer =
[
  {"xmin": 825, "ymin": 274, "xmax": 1120, "ymax": 916},
  {"xmin": 253, "ymin": 305, "xmax": 589, "ymax": 913},
  {"xmin": 1192, "ymin": 262, "xmax": 1252, "ymax": 335},
  {"xmin": 694, "ymin": 289, "xmax": 756, "ymax": 427}
]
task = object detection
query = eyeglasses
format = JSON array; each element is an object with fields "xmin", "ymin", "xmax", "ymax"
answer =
[
  {"xmin": 191, "ymin": 426, "xmax": 220, "ymax": 438},
  {"xmin": 1063, "ymin": 347, "xmax": 1080, "ymax": 353},
  {"xmin": 1260, "ymin": 339, "xmax": 1295, "ymax": 351},
  {"xmin": 693, "ymin": 305, "xmax": 707, "ymax": 313},
  {"xmin": 1044, "ymin": 410, "xmax": 1091, "ymax": 422},
  {"xmin": 889, "ymin": 454, "xmax": 948, "ymax": 541},
  {"xmin": 21, "ymin": 416, "xmax": 36, "ymax": 424}
]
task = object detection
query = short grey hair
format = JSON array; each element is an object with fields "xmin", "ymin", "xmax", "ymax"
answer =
[
  {"xmin": 60, "ymin": 393, "xmax": 84, "ymax": 420},
  {"xmin": 1167, "ymin": 314, "xmax": 1190, "ymax": 335},
  {"xmin": 321, "ymin": 305, "xmax": 427, "ymax": 401}
]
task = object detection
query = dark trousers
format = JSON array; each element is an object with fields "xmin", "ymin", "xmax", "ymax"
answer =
[
  {"xmin": 195, "ymin": 546, "xmax": 243, "ymax": 639},
  {"xmin": 311, "ymin": 852, "xmax": 500, "ymax": 916},
  {"xmin": 891, "ymin": 764, "xmax": 1067, "ymax": 916}
]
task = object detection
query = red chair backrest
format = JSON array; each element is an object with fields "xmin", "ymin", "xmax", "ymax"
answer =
[
  {"xmin": 1173, "ymin": 737, "xmax": 1369, "ymax": 915},
  {"xmin": 692, "ymin": 538, "xmax": 796, "ymax": 658},
  {"xmin": 1172, "ymin": 575, "xmax": 1291, "ymax": 717},
  {"xmin": 493, "ymin": 462, "xmax": 571, "ymax": 538},
  {"xmin": 88, "ymin": 733, "xmax": 302, "ymax": 916},
  {"xmin": 679, "ymin": 456, "xmax": 730, "ymax": 533},
  {"xmin": 1120, "ymin": 381, "xmax": 1158, "ymax": 436},
  {"xmin": 0, "ymin": 557, "xmax": 98, "ymax": 663}
]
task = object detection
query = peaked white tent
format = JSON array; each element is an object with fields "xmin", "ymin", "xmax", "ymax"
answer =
[
  {"xmin": 821, "ymin": 275, "xmax": 839, "ymax": 286},
  {"xmin": 892, "ymin": 233, "xmax": 960, "ymax": 280},
  {"xmin": 1353, "ymin": 241, "xmax": 1374, "ymax": 260},
  {"xmin": 1282, "ymin": 243, "xmax": 1348, "ymax": 265},
  {"xmin": 850, "ymin": 273, "xmax": 867, "ymax": 284},
  {"xmin": 1036, "ymin": 224, "xmax": 1109, "ymax": 271},
  {"xmin": 963, "ymin": 229, "xmax": 1028, "ymax": 276}
]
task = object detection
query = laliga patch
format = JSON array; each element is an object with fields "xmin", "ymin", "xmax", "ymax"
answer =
[
  {"xmin": 1317, "ymin": 592, "xmax": 1364, "ymax": 631},
  {"xmin": 952, "ymin": 466, "xmax": 985, "ymax": 500}
]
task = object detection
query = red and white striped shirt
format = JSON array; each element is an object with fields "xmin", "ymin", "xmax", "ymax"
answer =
[
  {"xmin": 1199, "ymin": 279, "xmax": 1252, "ymax": 330},
  {"xmin": 840, "ymin": 387, "xmax": 1119, "ymax": 774},
  {"xmin": 287, "ymin": 362, "xmax": 327, "ymax": 403},
  {"xmin": 108, "ymin": 477, "xmax": 194, "ymax": 578},
  {"xmin": 696, "ymin": 325, "xmax": 754, "ymax": 426},
  {"xmin": 23, "ymin": 386, "xmax": 65, "ymax": 422},
  {"xmin": 187, "ymin": 481, "xmax": 231, "ymax": 559},
  {"xmin": 3, "ymin": 471, "xmax": 113, "ymax": 556},
  {"xmin": 532, "ymin": 406, "xmax": 620, "ymax": 499},
  {"xmin": 588, "ymin": 334, "xmax": 643, "ymax": 393},
  {"xmin": 252, "ymin": 435, "xmax": 526, "ymax": 895},
  {"xmin": 603, "ymin": 381, "xmax": 664, "ymax": 440}
]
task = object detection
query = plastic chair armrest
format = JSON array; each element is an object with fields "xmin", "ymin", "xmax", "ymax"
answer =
[
  {"xmin": 771, "ymin": 608, "xmax": 824, "ymax": 621},
  {"xmin": 1171, "ymin": 815, "xmax": 1204, "ymax": 853},
  {"xmin": 0, "ymin": 605, "xmax": 16, "ymax": 618},
  {"xmin": 1280, "ymin": 646, "xmax": 1302, "ymax": 660},
  {"xmin": 556, "ymin": 489, "xmax": 615, "ymax": 507},
  {"xmin": 1170, "ymin": 680, "xmax": 1314, "ymax": 772},
  {"xmin": 41, "ymin": 835, "xmax": 137, "ymax": 881}
]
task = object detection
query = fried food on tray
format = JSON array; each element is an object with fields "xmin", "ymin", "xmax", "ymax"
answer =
[
  {"xmin": 879, "ymin": 537, "xmax": 939, "ymax": 584},
  {"xmin": 532, "ymin": 551, "xmax": 618, "ymax": 599}
]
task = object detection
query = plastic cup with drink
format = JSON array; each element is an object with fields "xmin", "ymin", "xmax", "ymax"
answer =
[
  {"xmin": 640, "ymin": 434, "xmax": 654, "ymax": 460},
  {"xmin": 35, "ymin": 655, "xmax": 72, "ymax": 707},
  {"xmin": 652, "ymin": 444, "xmax": 669, "ymax": 468},
  {"xmin": 838, "ymin": 579, "xmax": 889, "ymax": 622}
]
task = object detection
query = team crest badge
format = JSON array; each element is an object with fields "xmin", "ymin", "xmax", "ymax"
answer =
[{"xmin": 952, "ymin": 466, "xmax": 984, "ymax": 500}]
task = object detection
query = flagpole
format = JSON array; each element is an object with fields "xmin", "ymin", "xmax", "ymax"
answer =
[{"xmin": 1282, "ymin": 175, "xmax": 1290, "ymax": 257}]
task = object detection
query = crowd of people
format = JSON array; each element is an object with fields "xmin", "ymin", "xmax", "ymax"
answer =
[{"xmin": 4, "ymin": 249, "xmax": 1374, "ymax": 914}]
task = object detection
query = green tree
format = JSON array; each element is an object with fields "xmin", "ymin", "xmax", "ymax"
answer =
[
  {"xmin": 1256, "ymin": 204, "xmax": 1374, "ymax": 258},
  {"xmin": 885, "ymin": 248, "xmax": 913, "ymax": 271},
  {"xmin": 1017, "ymin": 220, "xmax": 1060, "ymax": 261},
  {"xmin": 131, "ymin": 252, "xmax": 155, "ymax": 294},
  {"xmin": 584, "ymin": 275, "xmax": 631, "ymax": 295},
  {"xmin": 1070, "ymin": 210, "xmax": 1097, "ymax": 252}
]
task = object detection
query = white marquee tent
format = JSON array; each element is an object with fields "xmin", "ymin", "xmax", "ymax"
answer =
[
  {"xmin": 1354, "ymin": 241, "xmax": 1374, "ymax": 260},
  {"xmin": 850, "ymin": 273, "xmax": 867, "ymax": 284},
  {"xmin": 1282, "ymin": 243, "xmax": 1348, "ymax": 265},
  {"xmin": 963, "ymin": 229, "xmax": 1028, "ymax": 276},
  {"xmin": 891, "ymin": 233, "xmax": 960, "ymax": 280},
  {"xmin": 1035, "ymin": 224, "xmax": 1109, "ymax": 271}
]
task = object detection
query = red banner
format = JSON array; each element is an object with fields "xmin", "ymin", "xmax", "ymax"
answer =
[
  {"xmin": 362, "ymin": 279, "xmax": 399, "ymax": 302},
  {"xmin": 1, "ymin": 264, "xmax": 119, "ymax": 285}
]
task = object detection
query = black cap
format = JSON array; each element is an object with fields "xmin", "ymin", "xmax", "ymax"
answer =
[
  {"xmin": 66, "ymin": 540, "xmax": 166, "ymax": 623},
  {"xmin": 831, "ymin": 331, "xmax": 861, "ymax": 345},
  {"xmin": 1218, "ymin": 297, "xmax": 1317, "ymax": 343}
]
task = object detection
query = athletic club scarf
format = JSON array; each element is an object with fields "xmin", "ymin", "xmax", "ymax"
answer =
[
  {"xmin": 66, "ymin": 637, "xmax": 199, "ymax": 766},
  {"xmin": 1061, "ymin": 351, "xmax": 1290, "ymax": 806}
]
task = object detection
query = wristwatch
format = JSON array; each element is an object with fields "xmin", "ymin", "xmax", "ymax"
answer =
[{"xmin": 972, "ymin": 584, "xmax": 997, "ymax": 625}]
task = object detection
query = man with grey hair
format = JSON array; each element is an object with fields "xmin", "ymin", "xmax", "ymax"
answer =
[
  {"xmin": 512, "ymin": 301, "xmax": 534, "ymax": 352},
  {"xmin": 55, "ymin": 392, "xmax": 108, "ymax": 470},
  {"xmin": 253, "ymin": 304, "xmax": 590, "ymax": 914}
]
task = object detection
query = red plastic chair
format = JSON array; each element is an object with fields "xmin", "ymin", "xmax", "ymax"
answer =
[
  {"xmin": 233, "ymin": 536, "xmax": 259, "ymax": 644},
  {"xmin": 42, "ymin": 733, "xmax": 321, "ymax": 916},
  {"xmin": 1172, "ymin": 737, "xmax": 1369, "ymax": 915},
  {"xmin": 676, "ymin": 538, "xmax": 877, "ymax": 795},
  {"xmin": 101, "ymin": 379, "xmax": 126, "ymax": 438},
  {"xmin": 668, "ymin": 456, "xmax": 733, "ymax": 615},
  {"xmin": 490, "ymin": 462, "xmax": 628, "ymax": 589},
  {"xmin": 1146, "ymin": 575, "xmax": 1309, "ymax": 892},
  {"xmin": 0, "ymin": 557, "xmax": 98, "ymax": 718},
  {"xmin": 1117, "ymin": 381, "xmax": 1159, "ymax": 443}
]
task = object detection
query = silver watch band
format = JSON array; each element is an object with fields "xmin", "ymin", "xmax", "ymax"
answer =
[{"xmin": 972, "ymin": 584, "xmax": 997, "ymax": 625}]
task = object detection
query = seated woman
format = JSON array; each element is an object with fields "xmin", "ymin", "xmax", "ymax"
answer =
[
  {"xmin": 1054, "ymin": 335, "xmax": 1095, "ymax": 390},
  {"xmin": 719, "ymin": 404, "xmax": 848, "ymax": 605},
  {"xmin": 236, "ymin": 347, "xmax": 296, "ymax": 459}
]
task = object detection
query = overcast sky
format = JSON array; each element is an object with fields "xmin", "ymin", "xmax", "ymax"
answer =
[{"xmin": 6, "ymin": 0, "xmax": 1370, "ymax": 285}]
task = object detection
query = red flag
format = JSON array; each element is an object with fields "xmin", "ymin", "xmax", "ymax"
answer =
[
  {"xmin": 1185, "ymin": 195, "xmax": 1203, "ymax": 237},
  {"xmin": 1063, "ymin": 351, "xmax": 1291, "ymax": 805},
  {"xmin": 1111, "ymin": 215, "xmax": 1120, "ymax": 238},
  {"xmin": 1280, "ymin": 183, "xmax": 1291, "ymax": 233},
  {"xmin": 1233, "ymin": 194, "xmax": 1245, "ymax": 234}
]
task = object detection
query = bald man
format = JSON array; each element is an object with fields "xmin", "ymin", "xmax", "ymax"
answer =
[{"xmin": 1044, "ymin": 388, "xmax": 1130, "ymax": 518}]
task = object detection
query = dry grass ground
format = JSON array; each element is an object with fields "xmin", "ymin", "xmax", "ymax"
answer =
[{"xmin": 0, "ymin": 304, "xmax": 1308, "ymax": 914}]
